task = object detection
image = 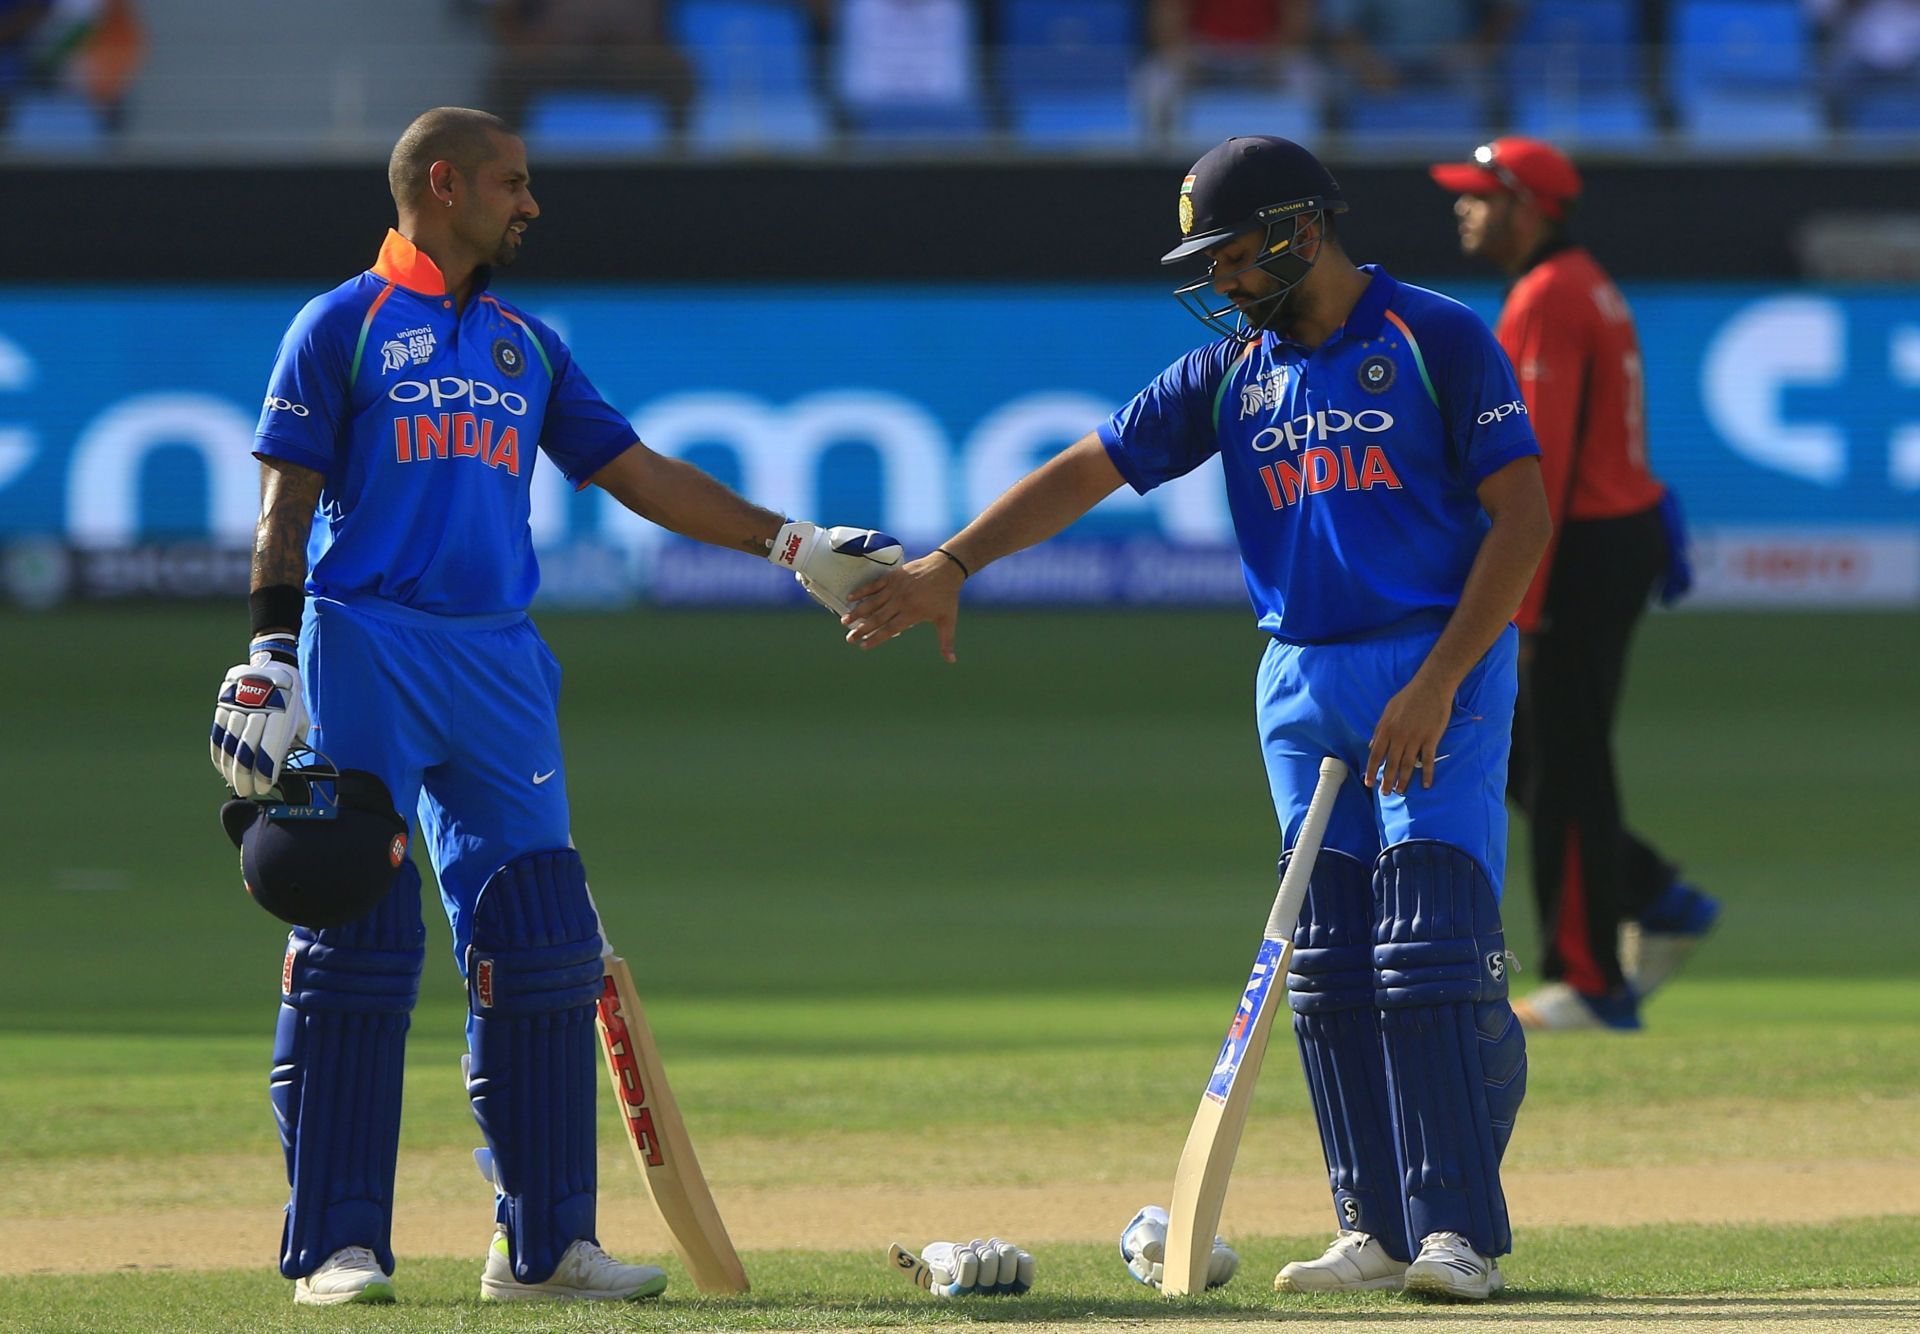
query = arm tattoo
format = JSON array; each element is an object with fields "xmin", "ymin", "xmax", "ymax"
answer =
[{"xmin": 252, "ymin": 458, "xmax": 325, "ymax": 592}]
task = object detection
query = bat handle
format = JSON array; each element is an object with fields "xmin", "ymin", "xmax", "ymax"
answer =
[{"xmin": 1263, "ymin": 757, "xmax": 1349, "ymax": 941}]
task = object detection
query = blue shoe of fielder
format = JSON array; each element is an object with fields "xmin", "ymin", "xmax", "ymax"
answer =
[{"xmin": 1622, "ymin": 881, "xmax": 1721, "ymax": 998}]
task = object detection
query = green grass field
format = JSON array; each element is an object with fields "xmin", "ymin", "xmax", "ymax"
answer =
[{"xmin": 1, "ymin": 606, "xmax": 1916, "ymax": 1330}]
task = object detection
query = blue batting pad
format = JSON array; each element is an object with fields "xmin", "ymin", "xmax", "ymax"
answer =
[
  {"xmin": 464, "ymin": 848, "xmax": 606, "ymax": 1285},
  {"xmin": 1373, "ymin": 841, "xmax": 1527, "ymax": 1257},
  {"xmin": 271, "ymin": 858, "xmax": 425, "ymax": 1279},
  {"xmin": 1286, "ymin": 848, "xmax": 1411, "ymax": 1260}
]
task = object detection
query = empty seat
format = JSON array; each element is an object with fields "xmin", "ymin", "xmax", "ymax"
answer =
[
  {"xmin": 1175, "ymin": 87, "xmax": 1323, "ymax": 147},
  {"xmin": 523, "ymin": 92, "xmax": 671, "ymax": 155},
  {"xmin": 673, "ymin": 0, "xmax": 832, "ymax": 150},
  {"xmin": 1341, "ymin": 87, "xmax": 1488, "ymax": 139},
  {"xmin": 1009, "ymin": 89, "xmax": 1143, "ymax": 147},
  {"xmin": 6, "ymin": 91, "xmax": 107, "ymax": 154},
  {"xmin": 1676, "ymin": 89, "xmax": 1824, "ymax": 145},
  {"xmin": 1511, "ymin": 87, "xmax": 1658, "ymax": 146},
  {"xmin": 997, "ymin": 0, "xmax": 1138, "ymax": 92}
]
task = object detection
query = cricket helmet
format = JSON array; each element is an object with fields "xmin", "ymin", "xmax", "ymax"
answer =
[
  {"xmin": 221, "ymin": 748, "xmax": 409, "ymax": 929},
  {"xmin": 1163, "ymin": 136, "xmax": 1348, "ymax": 340}
]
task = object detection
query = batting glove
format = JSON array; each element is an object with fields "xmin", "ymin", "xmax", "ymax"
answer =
[
  {"xmin": 210, "ymin": 634, "xmax": 309, "ymax": 799},
  {"xmin": 1120, "ymin": 1204, "xmax": 1238, "ymax": 1291},
  {"xmin": 891, "ymin": 1239, "xmax": 1034, "ymax": 1296},
  {"xmin": 767, "ymin": 520, "xmax": 903, "ymax": 616}
]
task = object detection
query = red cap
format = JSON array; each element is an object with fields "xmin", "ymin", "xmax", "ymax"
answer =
[{"xmin": 1429, "ymin": 137, "xmax": 1582, "ymax": 221}]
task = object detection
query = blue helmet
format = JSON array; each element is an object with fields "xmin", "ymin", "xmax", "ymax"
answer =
[
  {"xmin": 1163, "ymin": 136, "xmax": 1348, "ymax": 340},
  {"xmin": 221, "ymin": 749, "xmax": 408, "ymax": 928}
]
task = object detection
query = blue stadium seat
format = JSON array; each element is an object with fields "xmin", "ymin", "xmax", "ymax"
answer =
[
  {"xmin": 1669, "ymin": 1, "xmax": 1813, "ymax": 94},
  {"xmin": 1009, "ymin": 90, "xmax": 1143, "ymax": 148},
  {"xmin": 1505, "ymin": 0, "xmax": 1641, "ymax": 96},
  {"xmin": 522, "ymin": 93, "xmax": 672, "ymax": 155},
  {"xmin": 997, "ymin": 0, "xmax": 1138, "ymax": 93},
  {"xmin": 673, "ymin": 1, "xmax": 832, "ymax": 151},
  {"xmin": 1668, "ymin": 2, "xmax": 1824, "ymax": 146},
  {"xmin": 7, "ymin": 91, "xmax": 106, "ymax": 154},
  {"xmin": 1340, "ymin": 87, "xmax": 1488, "ymax": 140},
  {"xmin": 1175, "ymin": 88, "xmax": 1323, "ymax": 147},
  {"xmin": 1841, "ymin": 87, "xmax": 1920, "ymax": 136},
  {"xmin": 1512, "ymin": 87, "xmax": 1657, "ymax": 147},
  {"xmin": 846, "ymin": 103, "xmax": 991, "ymax": 146},
  {"xmin": 673, "ymin": 0, "xmax": 814, "ymax": 96},
  {"xmin": 1677, "ymin": 89, "xmax": 1824, "ymax": 146}
]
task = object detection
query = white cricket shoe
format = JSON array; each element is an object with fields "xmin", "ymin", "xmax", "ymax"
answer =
[
  {"xmin": 1403, "ymin": 1231, "xmax": 1504, "ymax": 1300},
  {"xmin": 1273, "ymin": 1230, "xmax": 1409, "ymax": 1292},
  {"xmin": 480, "ymin": 1230, "xmax": 668, "ymax": 1302},
  {"xmin": 291, "ymin": 1246, "xmax": 395, "ymax": 1306},
  {"xmin": 1622, "ymin": 881, "xmax": 1721, "ymax": 997}
]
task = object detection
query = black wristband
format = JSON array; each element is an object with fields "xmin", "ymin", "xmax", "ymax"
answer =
[
  {"xmin": 935, "ymin": 547, "xmax": 972, "ymax": 579},
  {"xmin": 249, "ymin": 584, "xmax": 304, "ymax": 637}
]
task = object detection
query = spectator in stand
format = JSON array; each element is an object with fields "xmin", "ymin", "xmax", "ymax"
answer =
[
  {"xmin": 1323, "ymin": 0, "xmax": 1522, "ymax": 98},
  {"xmin": 0, "ymin": 0, "xmax": 50, "ymax": 128},
  {"xmin": 833, "ymin": 0, "xmax": 979, "ymax": 124},
  {"xmin": 1144, "ymin": 0, "xmax": 1318, "ymax": 131},
  {"xmin": 1809, "ymin": 0, "xmax": 1920, "ymax": 113},
  {"xmin": 486, "ymin": 0, "xmax": 693, "ymax": 136}
]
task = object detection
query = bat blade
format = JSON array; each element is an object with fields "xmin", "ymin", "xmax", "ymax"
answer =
[
  {"xmin": 1161, "ymin": 756, "xmax": 1349, "ymax": 1297},
  {"xmin": 1160, "ymin": 936, "xmax": 1292, "ymax": 1296},
  {"xmin": 595, "ymin": 954, "xmax": 750, "ymax": 1293}
]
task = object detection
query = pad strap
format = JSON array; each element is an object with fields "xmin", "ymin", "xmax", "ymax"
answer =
[
  {"xmin": 1285, "ymin": 848, "xmax": 1410, "ymax": 1260},
  {"xmin": 1373, "ymin": 841, "xmax": 1527, "ymax": 1256},
  {"xmin": 465, "ymin": 848, "xmax": 605, "ymax": 1284},
  {"xmin": 272, "ymin": 859, "xmax": 424, "ymax": 1279}
]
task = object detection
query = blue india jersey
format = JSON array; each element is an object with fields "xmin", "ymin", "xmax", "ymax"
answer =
[
  {"xmin": 253, "ymin": 230, "xmax": 637, "ymax": 616},
  {"xmin": 1100, "ymin": 267, "xmax": 1539, "ymax": 643}
]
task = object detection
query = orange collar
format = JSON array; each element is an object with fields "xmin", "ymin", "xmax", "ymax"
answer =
[{"xmin": 371, "ymin": 229, "xmax": 449, "ymax": 295}]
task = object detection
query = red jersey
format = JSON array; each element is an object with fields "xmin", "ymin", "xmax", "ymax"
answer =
[{"xmin": 1496, "ymin": 244, "xmax": 1665, "ymax": 632}]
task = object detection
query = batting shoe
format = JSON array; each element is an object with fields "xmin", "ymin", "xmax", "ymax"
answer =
[
  {"xmin": 1273, "ymin": 1230, "xmax": 1409, "ymax": 1292},
  {"xmin": 480, "ymin": 1230, "xmax": 668, "ymax": 1302},
  {"xmin": 1513, "ymin": 980, "xmax": 1641, "ymax": 1031},
  {"xmin": 1622, "ymin": 880, "xmax": 1721, "ymax": 998},
  {"xmin": 1402, "ymin": 1231, "xmax": 1504, "ymax": 1301},
  {"xmin": 291, "ymin": 1246, "xmax": 395, "ymax": 1306}
]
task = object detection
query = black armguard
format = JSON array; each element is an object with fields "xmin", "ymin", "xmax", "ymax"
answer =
[{"xmin": 249, "ymin": 584, "xmax": 304, "ymax": 637}]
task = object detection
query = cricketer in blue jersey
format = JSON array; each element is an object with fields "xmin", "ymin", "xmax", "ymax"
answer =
[
  {"xmin": 845, "ymin": 137, "xmax": 1552, "ymax": 1301},
  {"xmin": 207, "ymin": 107, "xmax": 899, "ymax": 1308}
]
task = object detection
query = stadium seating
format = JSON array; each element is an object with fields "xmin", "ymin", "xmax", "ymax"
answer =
[
  {"xmin": 997, "ymin": 0, "xmax": 1142, "ymax": 148},
  {"xmin": 1503, "ymin": 0, "xmax": 1655, "ymax": 146},
  {"xmin": 522, "ymin": 93, "xmax": 673, "ymax": 155},
  {"xmin": 1668, "ymin": 0, "xmax": 1825, "ymax": 146},
  {"xmin": 1175, "ymin": 88, "xmax": 1323, "ymax": 149},
  {"xmin": 673, "ymin": 0, "xmax": 831, "ymax": 151},
  {"xmin": 6, "ymin": 91, "xmax": 107, "ymax": 155},
  {"xmin": 1341, "ymin": 87, "xmax": 1489, "ymax": 141}
]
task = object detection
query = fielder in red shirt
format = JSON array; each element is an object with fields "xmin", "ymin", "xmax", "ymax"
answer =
[{"xmin": 1432, "ymin": 138, "xmax": 1719, "ymax": 1031}]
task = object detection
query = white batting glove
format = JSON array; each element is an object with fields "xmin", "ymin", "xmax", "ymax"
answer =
[
  {"xmin": 890, "ymin": 1239, "xmax": 1034, "ymax": 1296},
  {"xmin": 209, "ymin": 636, "xmax": 309, "ymax": 799},
  {"xmin": 767, "ymin": 520, "xmax": 903, "ymax": 616},
  {"xmin": 1119, "ymin": 1205, "xmax": 1238, "ymax": 1291}
]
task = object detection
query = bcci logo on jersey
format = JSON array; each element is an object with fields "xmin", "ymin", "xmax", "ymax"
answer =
[{"xmin": 379, "ymin": 326, "xmax": 438, "ymax": 373}]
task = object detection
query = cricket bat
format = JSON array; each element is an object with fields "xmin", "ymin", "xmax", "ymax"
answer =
[
  {"xmin": 1161, "ymin": 756, "xmax": 1349, "ymax": 1297},
  {"xmin": 594, "ymin": 952, "xmax": 750, "ymax": 1293}
]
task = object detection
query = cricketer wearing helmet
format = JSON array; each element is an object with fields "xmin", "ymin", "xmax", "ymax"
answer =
[
  {"xmin": 207, "ymin": 106, "xmax": 897, "ymax": 1307},
  {"xmin": 844, "ymin": 136, "xmax": 1550, "ymax": 1301}
]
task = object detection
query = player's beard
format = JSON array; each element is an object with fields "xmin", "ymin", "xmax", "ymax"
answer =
[{"xmin": 492, "ymin": 229, "xmax": 521, "ymax": 267}]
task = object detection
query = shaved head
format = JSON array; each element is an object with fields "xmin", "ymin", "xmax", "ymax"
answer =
[{"xmin": 388, "ymin": 107, "xmax": 513, "ymax": 211}]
